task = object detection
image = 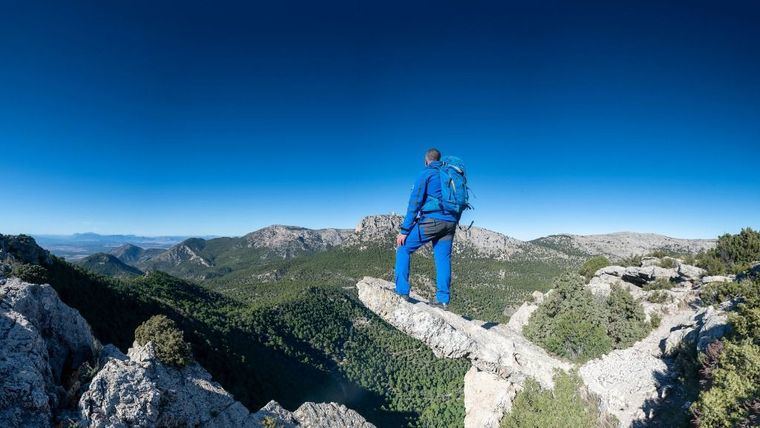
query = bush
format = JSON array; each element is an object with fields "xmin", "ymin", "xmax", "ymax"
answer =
[
  {"xmin": 11, "ymin": 263, "xmax": 49, "ymax": 284},
  {"xmin": 691, "ymin": 340, "xmax": 760, "ymax": 427},
  {"xmin": 606, "ymin": 285, "xmax": 649, "ymax": 348},
  {"xmin": 659, "ymin": 257, "xmax": 677, "ymax": 268},
  {"xmin": 701, "ymin": 281, "xmax": 759, "ymax": 306},
  {"xmin": 619, "ymin": 254, "xmax": 642, "ymax": 267},
  {"xmin": 698, "ymin": 227, "xmax": 760, "ymax": 275},
  {"xmin": 579, "ymin": 256, "xmax": 610, "ymax": 281},
  {"xmin": 647, "ymin": 290, "xmax": 669, "ymax": 304},
  {"xmin": 650, "ymin": 313, "xmax": 662, "ymax": 329},
  {"xmin": 524, "ymin": 273, "xmax": 612, "ymax": 362},
  {"xmin": 692, "ymin": 278, "xmax": 760, "ymax": 427},
  {"xmin": 644, "ymin": 277, "xmax": 674, "ymax": 291},
  {"xmin": 501, "ymin": 371, "xmax": 617, "ymax": 428},
  {"xmin": 134, "ymin": 315, "xmax": 192, "ymax": 367}
]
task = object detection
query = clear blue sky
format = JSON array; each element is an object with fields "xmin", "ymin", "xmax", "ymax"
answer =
[{"xmin": 2, "ymin": 0, "xmax": 758, "ymax": 240}]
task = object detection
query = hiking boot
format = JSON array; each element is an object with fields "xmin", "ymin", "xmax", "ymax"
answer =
[
  {"xmin": 397, "ymin": 293, "xmax": 412, "ymax": 303},
  {"xmin": 430, "ymin": 301, "xmax": 449, "ymax": 310}
]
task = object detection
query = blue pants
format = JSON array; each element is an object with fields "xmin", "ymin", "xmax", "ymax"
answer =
[{"xmin": 394, "ymin": 217, "xmax": 457, "ymax": 304}]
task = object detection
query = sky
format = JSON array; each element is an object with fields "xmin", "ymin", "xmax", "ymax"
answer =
[{"xmin": 1, "ymin": 0, "xmax": 759, "ymax": 240}]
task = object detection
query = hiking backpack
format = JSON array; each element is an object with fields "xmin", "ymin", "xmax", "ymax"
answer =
[{"xmin": 423, "ymin": 156, "xmax": 472, "ymax": 216}]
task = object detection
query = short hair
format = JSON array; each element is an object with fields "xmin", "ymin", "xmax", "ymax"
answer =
[{"xmin": 425, "ymin": 148, "xmax": 441, "ymax": 162}]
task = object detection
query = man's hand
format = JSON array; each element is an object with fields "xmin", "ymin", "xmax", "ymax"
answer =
[{"xmin": 396, "ymin": 233, "xmax": 407, "ymax": 247}]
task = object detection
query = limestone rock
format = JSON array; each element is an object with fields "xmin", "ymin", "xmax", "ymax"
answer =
[
  {"xmin": 640, "ymin": 257, "xmax": 661, "ymax": 267},
  {"xmin": 250, "ymin": 401, "xmax": 297, "ymax": 427},
  {"xmin": 293, "ymin": 402, "xmax": 375, "ymax": 428},
  {"xmin": 356, "ymin": 277, "xmax": 571, "ymax": 388},
  {"xmin": 505, "ymin": 302, "xmax": 538, "ymax": 334},
  {"xmin": 695, "ymin": 307, "xmax": 730, "ymax": 353},
  {"xmin": 702, "ymin": 275, "xmax": 734, "ymax": 284},
  {"xmin": 464, "ymin": 366, "xmax": 516, "ymax": 428},
  {"xmin": 622, "ymin": 266, "xmax": 679, "ymax": 286},
  {"xmin": 579, "ymin": 309, "xmax": 696, "ymax": 427},
  {"xmin": 677, "ymin": 263, "xmax": 706, "ymax": 282},
  {"xmin": 80, "ymin": 341, "xmax": 257, "ymax": 428}
]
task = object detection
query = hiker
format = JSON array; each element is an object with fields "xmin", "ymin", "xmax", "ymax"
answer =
[{"xmin": 394, "ymin": 148, "xmax": 470, "ymax": 309}]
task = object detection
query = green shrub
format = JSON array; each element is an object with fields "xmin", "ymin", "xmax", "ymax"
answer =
[
  {"xmin": 501, "ymin": 371, "xmax": 617, "ymax": 428},
  {"xmin": 524, "ymin": 273, "xmax": 612, "ymax": 362},
  {"xmin": 691, "ymin": 340, "xmax": 760, "ymax": 427},
  {"xmin": 692, "ymin": 278, "xmax": 760, "ymax": 427},
  {"xmin": 644, "ymin": 277, "xmax": 674, "ymax": 291},
  {"xmin": 647, "ymin": 290, "xmax": 669, "ymax": 304},
  {"xmin": 579, "ymin": 256, "xmax": 610, "ymax": 281},
  {"xmin": 698, "ymin": 228, "xmax": 760, "ymax": 275},
  {"xmin": 619, "ymin": 254, "xmax": 642, "ymax": 267},
  {"xmin": 650, "ymin": 313, "xmax": 662, "ymax": 329},
  {"xmin": 606, "ymin": 285, "xmax": 649, "ymax": 348},
  {"xmin": 11, "ymin": 263, "xmax": 49, "ymax": 284},
  {"xmin": 134, "ymin": 315, "xmax": 192, "ymax": 367},
  {"xmin": 659, "ymin": 257, "xmax": 677, "ymax": 268},
  {"xmin": 701, "ymin": 281, "xmax": 759, "ymax": 306}
]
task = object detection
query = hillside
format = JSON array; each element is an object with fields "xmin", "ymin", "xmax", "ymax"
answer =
[
  {"xmin": 1, "ymin": 234, "xmax": 469, "ymax": 427},
  {"xmin": 109, "ymin": 243, "xmax": 164, "ymax": 265},
  {"xmin": 77, "ymin": 253, "xmax": 144, "ymax": 278}
]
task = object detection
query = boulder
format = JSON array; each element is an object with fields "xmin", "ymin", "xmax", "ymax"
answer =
[
  {"xmin": 293, "ymin": 402, "xmax": 374, "ymax": 428},
  {"xmin": 702, "ymin": 275, "xmax": 734, "ymax": 284},
  {"xmin": 1, "ymin": 278, "xmax": 97, "ymax": 428},
  {"xmin": 621, "ymin": 266, "xmax": 678, "ymax": 286},
  {"xmin": 505, "ymin": 302, "xmax": 538, "ymax": 334},
  {"xmin": 464, "ymin": 366, "xmax": 517, "ymax": 428},
  {"xmin": 677, "ymin": 263, "xmax": 706, "ymax": 282},
  {"xmin": 640, "ymin": 257, "xmax": 661, "ymax": 267},
  {"xmin": 695, "ymin": 307, "xmax": 731, "ymax": 353},
  {"xmin": 594, "ymin": 265, "xmax": 626, "ymax": 278}
]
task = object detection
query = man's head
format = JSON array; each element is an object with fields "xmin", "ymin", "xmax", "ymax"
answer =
[{"xmin": 425, "ymin": 148, "xmax": 441, "ymax": 165}]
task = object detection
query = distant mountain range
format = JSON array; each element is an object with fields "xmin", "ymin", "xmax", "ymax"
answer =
[
  {"xmin": 33, "ymin": 233, "xmax": 215, "ymax": 261},
  {"xmin": 68, "ymin": 215, "xmax": 716, "ymax": 288}
]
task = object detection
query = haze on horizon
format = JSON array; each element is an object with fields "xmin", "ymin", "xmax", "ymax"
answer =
[{"xmin": 2, "ymin": 1, "xmax": 759, "ymax": 241}]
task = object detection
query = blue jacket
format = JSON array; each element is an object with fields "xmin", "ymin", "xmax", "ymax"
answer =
[{"xmin": 400, "ymin": 161, "xmax": 460, "ymax": 234}]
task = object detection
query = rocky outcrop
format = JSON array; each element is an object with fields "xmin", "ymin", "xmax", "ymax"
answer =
[
  {"xmin": 243, "ymin": 225, "xmax": 352, "ymax": 256},
  {"xmin": 1, "ymin": 277, "xmax": 374, "ymax": 428},
  {"xmin": 357, "ymin": 277, "xmax": 571, "ymax": 387},
  {"xmin": 293, "ymin": 402, "xmax": 374, "ymax": 428},
  {"xmin": 463, "ymin": 366, "xmax": 515, "ymax": 428},
  {"xmin": 0, "ymin": 234, "xmax": 54, "ymax": 266},
  {"xmin": 578, "ymin": 308, "xmax": 696, "ymax": 426},
  {"xmin": 1, "ymin": 278, "xmax": 97, "ymax": 427},
  {"xmin": 533, "ymin": 232, "xmax": 716, "ymax": 261}
]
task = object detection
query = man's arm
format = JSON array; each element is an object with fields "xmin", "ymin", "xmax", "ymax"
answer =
[{"xmin": 399, "ymin": 171, "xmax": 429, "ymax": 235}]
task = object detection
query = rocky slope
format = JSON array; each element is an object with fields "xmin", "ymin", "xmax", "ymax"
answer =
[
  {"xmin": 533, "ymin": 232, "xmax": 716, "ymax": 261},
  {"xmin": 0, "ymin": 277, "xmax": 373, "ymax": 427},
  {"xmin": 356, "ymin": 255, "xmax": 731, "ymax": 427}
]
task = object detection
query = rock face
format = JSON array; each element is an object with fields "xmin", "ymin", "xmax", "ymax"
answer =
[
  {"xmin": 80, "ymin": 342, "xmax": 258, "ymax": 427},
  {"xmin": 534, "ymin": 232, "xmax": 716, "ymax": 261},
  {"xmin": 463, "ymin": 366, "xmax": 515, "ymax": 428},
  {"xmin": 1, "ymin": 278, "xmax": 97, "ymax": 427},
  {"xmin": 357, "ymin": 277, "xmax": 571, "ymax": 388},
  {"xmin": 1, "ymin": 277, "xmax": 374, "ymax": 428},
  {"xmin": 243, "ymin": 225, "xmax": 352, "ymax": 256},
  {"xmin": 0, "ymin": 234, "xmax": 54, "ymax": 266}
]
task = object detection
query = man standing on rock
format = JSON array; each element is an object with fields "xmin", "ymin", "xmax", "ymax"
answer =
[{"xmin": 395, "ymin": 148, "xmax": 469, "ymax": 309}]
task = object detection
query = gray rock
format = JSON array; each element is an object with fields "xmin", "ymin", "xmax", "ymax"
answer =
[
  {"xmin": 293, "ymin": 402, "xmax": 375, "ymax": 428},
  {"xmin": 696, "ymin": 307, "xmax": 731, "ymax": 353},
  {"xmin": 250, "ymin": 401, "xmax": 298, "ymax": 427},
  {"xmin": 702, "ymin": 275, "xmax": 734, "ymax": 284},
  {"xmin": 464, "ymin": 366, "xmax": 516, "ymax": 428},
  {"xmin": 80, "ymin": 341, "xmax": 259, "ymax": 427},
  {"xmin": 677, "ymin": 263, "xmax": 706, "ymax": 282},
  {"xmin": 1, "ymin": 278, "xmax": 97, "ymax": 428},
  {"xmin": 640, "ymin": 257, "xmax": 661, "ymax": 267},
  {"xmin": 505, "ymin": 302, "xmax": 538, "ymax": 334},
  {"xmin": 594, "ymin": 265, "xmax": 626, "ymax": 278},
  {"xmin": 356, "ymin": 277, "xmax": 571, "ymax": 388},
  {"xmin": 621, "ymin": 266, "xmax": 678, "ymax": 286}
]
